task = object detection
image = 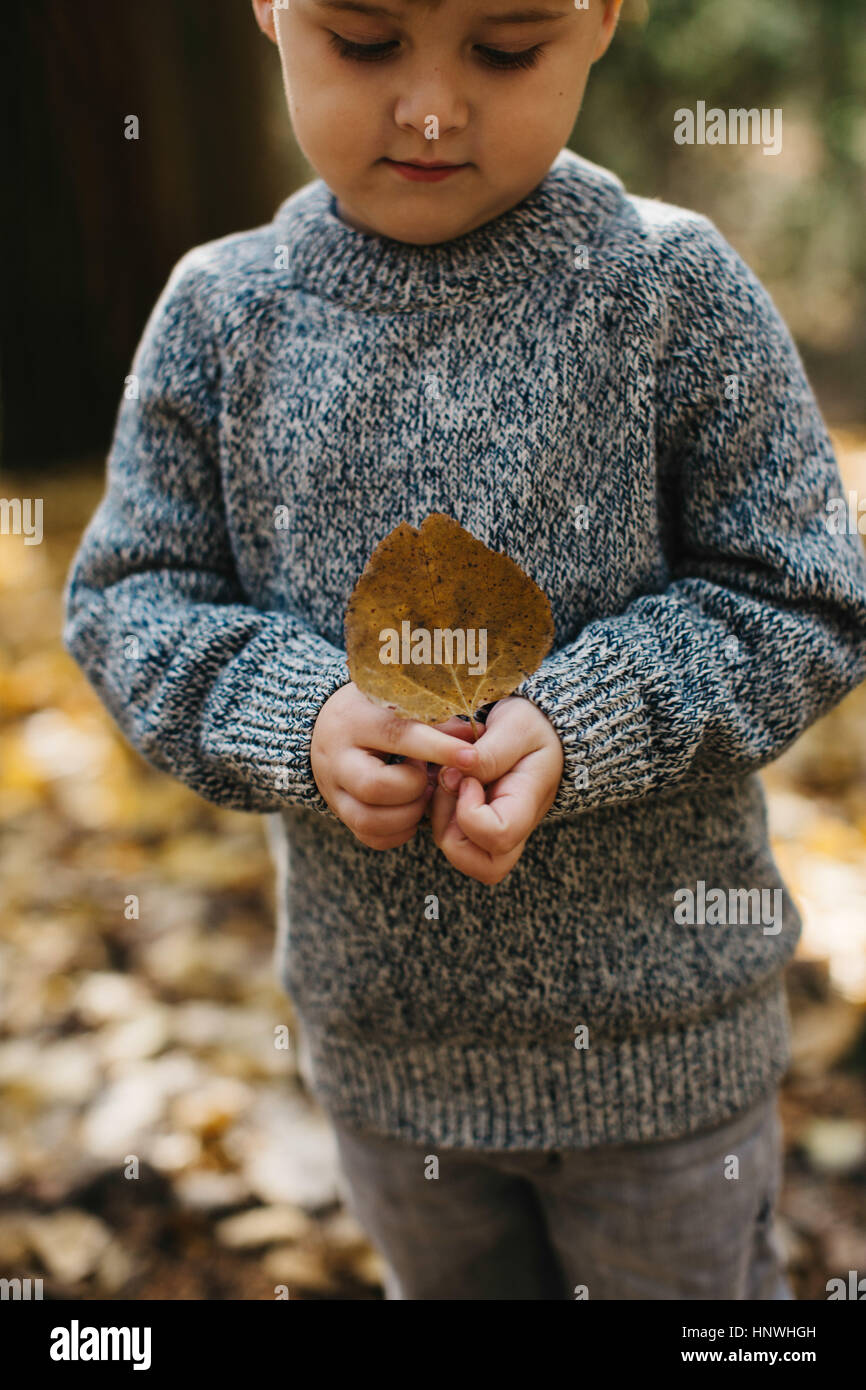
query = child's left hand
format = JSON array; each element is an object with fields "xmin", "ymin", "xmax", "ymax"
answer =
[{"xmin": 428, "ymin": 697, "xmax": 564, "ymax": 885}]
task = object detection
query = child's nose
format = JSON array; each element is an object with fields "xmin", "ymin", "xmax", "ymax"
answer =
[{"xmin": 393, "ymin": 73, "xmax": 468, "ymax": 138}]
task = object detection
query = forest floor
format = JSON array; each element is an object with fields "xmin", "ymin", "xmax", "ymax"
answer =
[{"xmin": 1, "ymin": 434, "xmax": 866, "ymax": 1300}]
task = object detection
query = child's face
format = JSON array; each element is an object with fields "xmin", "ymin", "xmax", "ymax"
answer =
[{"xmin": 252, "ymin": 0, "xmax": 623, "ymax": 245}]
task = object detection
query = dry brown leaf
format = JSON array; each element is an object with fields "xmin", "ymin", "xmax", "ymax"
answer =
[{"xmin": 344, "ymin": 513, "xmax": 553, "ymax": 733}]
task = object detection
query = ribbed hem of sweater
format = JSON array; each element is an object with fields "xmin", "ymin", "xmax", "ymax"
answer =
[{"xmin": 300, "ymin": 981, "xmax": 791, "ymax": 1150}]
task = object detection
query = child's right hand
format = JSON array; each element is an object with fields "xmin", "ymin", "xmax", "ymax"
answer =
[{"xmin": 310, "ymin": 682, "xmax": 473, "ymax": 850}]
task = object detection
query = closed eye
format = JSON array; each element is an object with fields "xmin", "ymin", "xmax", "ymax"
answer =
[
  {"xmin": 476, "ymin": 44, "xmax": 544, "ymax": 71},
  {"xmin": 328, "ymin": 34, "xmax": 396, "ymax": 62},
  {"xmin": 327, "ymin": 33, "xmax": 545, "ymax": 72}
]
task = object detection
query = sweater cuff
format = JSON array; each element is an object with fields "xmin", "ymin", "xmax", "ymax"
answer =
[
  {"xmin": 202, "ymin": 645, "xmax": 352, "ymax": 821},
  {"xmin": 513, "ymin": 630, "xmax": 657, "ymax": 819}
]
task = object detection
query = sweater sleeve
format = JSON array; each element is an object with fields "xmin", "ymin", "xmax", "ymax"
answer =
[
  {"xmin": 513, "ymin": 213, "xmax": 866, "ymax": 821},
  {"xmin": 61, "ymin": 250, "xmax": 351, "ymax": 819}
]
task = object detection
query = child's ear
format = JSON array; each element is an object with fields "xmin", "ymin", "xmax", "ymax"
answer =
[
  {"xmin": 591, "ymin": 0, "xmax": 625, "ymax": 63},
  {"xmin": 250, "ymin": 0, "xmax": 278, "ymax": 44}
]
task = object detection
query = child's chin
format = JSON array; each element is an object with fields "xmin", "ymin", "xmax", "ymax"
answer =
[
  {"xmin": 379, "ymin": 215, "xmax": 467, "ymax": 247},
  {"xmin": 362, "ymin": 195, "xmax": 472, "ymax": 245}
]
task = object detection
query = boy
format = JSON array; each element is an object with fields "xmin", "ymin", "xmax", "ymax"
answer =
[{"xmin": 63, "ymin": 0, "xmax": 866, "ymax": 1299}]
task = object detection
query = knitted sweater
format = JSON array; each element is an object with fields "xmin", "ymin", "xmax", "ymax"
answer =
[{"xmin": 63, "ymin": 147, "xmax": 866, "ymax": 1150}]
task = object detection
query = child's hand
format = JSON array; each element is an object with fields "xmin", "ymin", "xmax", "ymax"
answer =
[
  {"xmin": 310, "ymin": 682, "xmax": 470, "ymax": 850},
  {"xmin": 429, "ymin": 697, "xmax": 564, "ymax": 885}
]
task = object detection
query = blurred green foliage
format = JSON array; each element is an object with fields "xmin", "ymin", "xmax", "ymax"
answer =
[{"xmin": 576, "ymin": 0, "xmax": 866, "ymax": 416}]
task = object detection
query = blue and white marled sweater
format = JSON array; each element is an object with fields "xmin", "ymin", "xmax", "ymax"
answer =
[{"xmin": 63, "ymin": 148, "xmax": 866, "ymax": 1150}]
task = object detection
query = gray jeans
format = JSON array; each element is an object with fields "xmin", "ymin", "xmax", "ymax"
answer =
[{"xmin": 331, "ymin": 1089, "xmax": 794, "ymax": 1300}]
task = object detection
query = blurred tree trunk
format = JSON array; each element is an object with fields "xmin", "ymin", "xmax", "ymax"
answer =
[{"xmin": 1, "ymin": 0, "xmax": 304, "ymax": 468}]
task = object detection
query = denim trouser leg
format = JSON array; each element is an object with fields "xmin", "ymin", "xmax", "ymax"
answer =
[{"xmin": 330, "ymin": 1089, "xmax": 794, "ymax": 1301}]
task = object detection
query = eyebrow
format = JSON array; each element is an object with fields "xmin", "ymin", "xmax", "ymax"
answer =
[{"xmin": 310, "ymin": 1, "xmax": 570, "ymax": 23}]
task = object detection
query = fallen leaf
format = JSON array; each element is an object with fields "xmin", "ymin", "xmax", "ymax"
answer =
[
  {"xmin": 799, "ymin": 1118, "xmax": 866, "ymax": 1175},
  {"xmin": 345, "ymin": 512, "xmax": 553, "ymax": 733},
  {"xmin": 26, "ymin": 1209, "xmax": 113, "ymax": 1284},
  {"xmin": 215, "ymin": 1204, "xmax": 311, "ymax": 1250}
]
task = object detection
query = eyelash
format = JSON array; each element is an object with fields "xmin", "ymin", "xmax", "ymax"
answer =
[{"xmin": 327, "ymin": 32, "xmax": 544, "ymax": 72}]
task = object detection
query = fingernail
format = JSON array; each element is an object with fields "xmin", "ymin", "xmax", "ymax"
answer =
[
  {"xmin": 456, "ymin": 747, "xmax": 475, "ymax": 766},
  {"xmin": 440, "ymin": 767, "xmax": 462, "ymax": 793}
]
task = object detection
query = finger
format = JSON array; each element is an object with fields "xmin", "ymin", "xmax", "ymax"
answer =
[
  {"xmin": 429, "ymin": 781, "xmax": 464, "ymax": 846},
  {"xmin": 430, "ymin": 716, "xmax": 481, "ymax": 743},
  {"xmin": 430, "ymin": 719, "xmax": 481, "ymax": 791},
  {"xmin": 433, "ymin": 779, "xmax": 528, "ymax": 884},
  {"xmin": 339, "ymin": 750, "xmax": 428, "ymax": 805},
  {"xmin": 431, "ymin": 712, "xmax": 492, "ymax": 736},
  {"xmin": 358, "ymin": 708, "xmax": 476, "ymax": 768},
  {"xmin": 431, "ymin": 778, "xmax": 495, "ymax": 855},
  {"xmin": 345, "ymin": 786, "xmax": 432, "ymax": 840},
  {"xmin": 450, "ymin": 701, "xmax": 538, "ymax": 782},
  {"xmin": 425, "ymin": 783, "xmax": 467, "ymax": 845},
  {"xmin": 452, "ymin": 768, "xmax": 539, "ymax": 855}
]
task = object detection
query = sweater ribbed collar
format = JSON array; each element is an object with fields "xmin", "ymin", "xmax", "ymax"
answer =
[{"xmin": 271, "ymin": 147, "xmax": 624, "ymax": 312}]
